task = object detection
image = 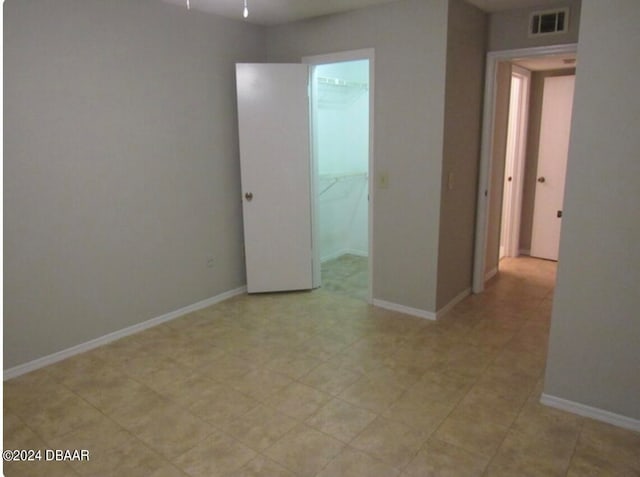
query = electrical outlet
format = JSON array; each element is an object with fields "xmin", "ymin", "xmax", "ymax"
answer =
[{"xmin": 206, "ymin": 256, "xmax": 215, "ymax": 268}]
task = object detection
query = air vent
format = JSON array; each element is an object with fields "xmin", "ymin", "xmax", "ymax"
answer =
[{"xmin": 530, "ymin": 8, "xmax": 569, "ymax": 37}]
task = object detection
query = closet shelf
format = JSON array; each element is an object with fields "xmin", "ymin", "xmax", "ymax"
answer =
[
  {"xmin": 318, "ymin": 172, "xmax": 368, "ymax": 196},
  {"xmin": 316, "ymin": 76, "xmax": 369, "ymax": 108},
  {"xmin": 317, "ymin": 76, "xmax": 369, "ymax": 91}
]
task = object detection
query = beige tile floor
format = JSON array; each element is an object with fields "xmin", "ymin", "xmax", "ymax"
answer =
[{"xmin": 4, "ymin": 257, "xmax": 640, "ymax": 476}]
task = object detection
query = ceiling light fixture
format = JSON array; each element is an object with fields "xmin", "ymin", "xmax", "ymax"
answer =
[
  {"xmin": 186, "ymin": 0, "xmax": 190, "ymax": 10},
  {"xmin": 243, "ymin": 0, "xmax": 249, "ymax": 18}
]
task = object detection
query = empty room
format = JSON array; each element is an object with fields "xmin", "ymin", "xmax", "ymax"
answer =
[{"xmin": 3, "ymin": 0, "xmax": 639, "ymax": 476}]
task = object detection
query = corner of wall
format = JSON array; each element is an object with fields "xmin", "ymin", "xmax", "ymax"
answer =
[{"xmin": 436, "ymin": 0, "xmax": 488, "ymax": 310}]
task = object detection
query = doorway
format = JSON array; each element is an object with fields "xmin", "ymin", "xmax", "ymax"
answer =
[
  {"xmin": 499, "ymin": 66, "xmax": 530, "ymax": 261},
  {"xmin": 304, "ymin": 50, "xmax": 374, "ymax": 303},
  {"xmin": 473, "ymin": 44, "xmax": 578, "ymax": 293}
]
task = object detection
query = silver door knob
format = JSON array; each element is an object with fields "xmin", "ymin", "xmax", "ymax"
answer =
[
  {"xmin": 537, "ymin": 176, "xmax": 546, "ymax": 183},
  {"xmin": 244, "ymin": 192, "xmax": 253, "ymax": 201}
]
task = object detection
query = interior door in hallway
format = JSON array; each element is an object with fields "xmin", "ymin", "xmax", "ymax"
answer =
[
  {"xmin": 236, "ymin": 63, "xmax": 313, "ymax": 293},
  {"xmin": 531, "ymin": 75, "xmax": 575, "ymax": 261}
]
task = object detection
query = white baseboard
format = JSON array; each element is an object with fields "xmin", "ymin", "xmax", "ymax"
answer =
[
  {"xmin": 485, "ymin": 267, "xmax": 498, "ymax": 282},
  {"xmin": 3, "ymin": 286, "xmax": 247, "ymax": 381},
  {"xmin": 541, "ymin": 393, "xmax": 640, "ymax": 433},
  {"xmin": 436, "ymin": 288, "xmax": 471, "ymax": 320},
  {"xmin": 372, "ymin": 299, "xmax": 436, "ymax": 321}
]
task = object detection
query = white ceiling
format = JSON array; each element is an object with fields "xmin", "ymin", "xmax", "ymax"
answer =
[
  {"xmin": 162, "ymin": 0, "xmax": 567, "ymax": 26},
  {"xmin": 162, "ymin": 0, "xmax": 399, "ymax": 25}
]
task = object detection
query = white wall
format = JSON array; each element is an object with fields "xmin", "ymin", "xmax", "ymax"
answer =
[
  {"xmin": 3, "ymin": 0, "xmax": 265, "ymax": 368},
  {"xmin": 267, "ymin": 0, "xmax": 448, "ymax": 312},
  {"xmin": 314, "ymin": 61, "xmax": 369, "ymax": 261},
  {"xmin": 544, "ymin": 0, "xmax": 640, "ymax": 421},
  {"xmin": 314, "ymin": 61, "xmax": 369, "ymax": 176},
  {"xmin": 317, "ymin": 178, "xmax": 369, "ymax": 261}
]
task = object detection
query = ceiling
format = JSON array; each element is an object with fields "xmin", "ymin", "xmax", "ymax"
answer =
[{"xmin": 162, "ymin": 0, "xmax": 567, "ymax": 26}]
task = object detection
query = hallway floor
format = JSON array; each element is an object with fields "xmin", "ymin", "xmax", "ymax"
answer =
[{"xmin": 4, "ymin": 258, "xmax": 639, "ymax": 476}]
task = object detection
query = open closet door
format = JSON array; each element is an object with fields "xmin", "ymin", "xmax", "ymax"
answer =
[{"xmin": 236, "ymin": 63, "xmax": 313, "ymax": 293}]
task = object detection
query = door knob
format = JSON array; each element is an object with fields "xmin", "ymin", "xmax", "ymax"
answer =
[
  {"xmin": 537, "ymin": 176, "xmax": 546, "ymax": 183},
  {"xmin": 244, "ymin": 192, "xmax": 253, "ymax": 201}
]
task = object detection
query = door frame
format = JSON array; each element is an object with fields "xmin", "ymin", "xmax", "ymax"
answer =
[
  {"xmin": 500, "ymin": 65, "xmax": 531, "ymax": 259},
  {"xmin": 472, "ymin": 43, "xmax": 577, "ymax": 294},
  {"xmin": 302, "ymin": 48, "xmax": 375, "ymax": 303}
]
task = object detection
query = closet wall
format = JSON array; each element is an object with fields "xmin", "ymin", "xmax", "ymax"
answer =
[{"xmin": 313, "ymin": 61, "xmax": 369, "ymax": 261}]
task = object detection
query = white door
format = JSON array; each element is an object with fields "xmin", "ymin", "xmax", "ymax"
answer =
[
  {"xmin": 531, "ymin": 75, "xmax": 575, "ymax": 261},
  {"xmin": 236, "ymin": 63, "xmax": 313, "ymax": 293}
]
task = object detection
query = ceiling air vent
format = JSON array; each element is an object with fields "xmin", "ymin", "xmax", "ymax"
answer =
[{"xmin": 530, "ymin": 8, "xmax": 569, "ymax": 37}]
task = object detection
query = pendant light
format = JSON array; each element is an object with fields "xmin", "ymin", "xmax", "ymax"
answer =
[{"xmin": 243, "ymin": 0, "xmax": 249, "ymax": 18}]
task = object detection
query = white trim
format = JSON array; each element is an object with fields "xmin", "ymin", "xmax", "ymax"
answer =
[
  {"xmin": 472, "ymin": 44, "xmax": 578, "ymax": 294},
  {"xmin": 485, "ymin": 267, "xmax": 498, "ymax": 282},
  {"xmin": 303, "ymin": 48, "xmax": 375, "ymax": 305},
  {"xmin": 435, "ymin": 288, "xmax": 471, "ymax": 319},
  {"xmin": 541, "ymin": 393, "xmax": 640, "ymax": 433},
  {"xmin": 4, "ymin": 286, "xmax": 247, "ymax": 381},
  {"xmin": 372, "ymin": 299, "xmax": 436, "ymax": 321}
]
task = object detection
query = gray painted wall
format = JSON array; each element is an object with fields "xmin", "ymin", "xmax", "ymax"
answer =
[
  {"xmin": 266, "ymin": 0, "xmax": 449, "ymax": 313},
  {"xmin": 4, "ymin": 0, "xmax": 265, "ymax": 368},
  {"xmin": 488, "ymin": 0, "xmax": 581, "ymax": 51},
  {"xmin": 544, "ymin": 0, "xmax": 640, "ymax": 420},
  {"xmin": 436, "ymin": 0, "xmax": 487, "ymax": 309}
]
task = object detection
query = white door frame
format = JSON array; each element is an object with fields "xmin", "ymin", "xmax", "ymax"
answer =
[
  {"xmin": 500, "ymin": 65, "xmax": 531, "ymax": 259},
  {"xmin": 472, "ymin": 44, "xmax": 577, "ymax": 294},
  {"xmin": 302, "ymin": 48, "xmax": 375, "ymax": 303}
]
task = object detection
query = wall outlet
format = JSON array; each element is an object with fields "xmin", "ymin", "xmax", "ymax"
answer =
[{"xmin": 206, "ymin": 256, "xmax": 215, "ymax": 268}]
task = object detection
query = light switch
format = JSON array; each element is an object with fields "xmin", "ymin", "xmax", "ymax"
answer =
[
  {"xmin": 378, "ymin": 172, "xmax": 389, "ymax": 189},
  {"xmin": 448, "ymin": 172, "xmax": 455, "ymax": 190}
]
